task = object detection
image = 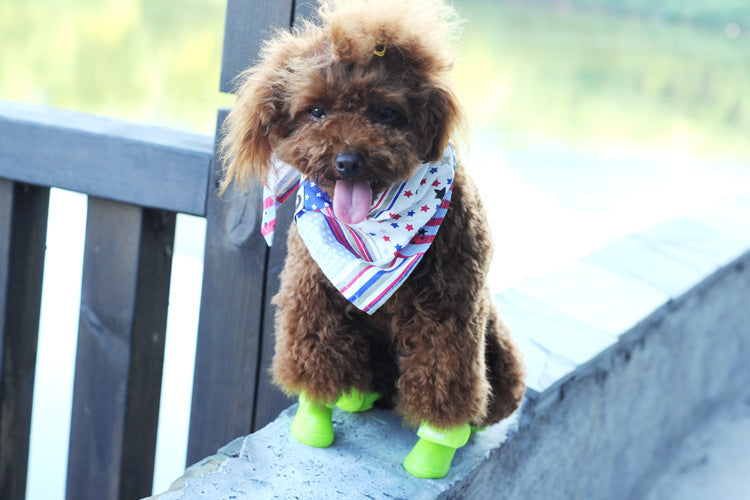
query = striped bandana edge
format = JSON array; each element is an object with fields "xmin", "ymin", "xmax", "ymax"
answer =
[{"xmin": 260, "ymin": 145, "xmax": 457, "ymax": 314}]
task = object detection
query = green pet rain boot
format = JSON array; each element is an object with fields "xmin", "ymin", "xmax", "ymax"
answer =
[
  {"xmin": 403, "ymin": 422, "xmax": 471, "ymax": 479},
  {"xmin": 336, "ymin": 388, "xmax": 381, "ymax": 413},
  {"xmin": 290, "ymin": 392, "xmax": 334, "ymax": 448}
]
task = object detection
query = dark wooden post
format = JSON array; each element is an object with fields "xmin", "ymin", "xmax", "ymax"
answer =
[
  {"xmin": 252, "ymin": 195, "xmax": 295, "ymax": 429},
  {"xmin": 250, "ymin": 0, "xmax": 318, "ymax": 433},
  {"xmin": 66, "ymin": 198, "xmax": 175, "ymax": 500},
  {"xmin": 186, "ymin": 0, "xmax": 300, "ymax": 465},
  {"xmin": 186, "ymin": 117, "xmax": 269, "ymax": 465},
  {"xmin": 0, "ymin": 181, "xmax": 49, "ymax": 500}
]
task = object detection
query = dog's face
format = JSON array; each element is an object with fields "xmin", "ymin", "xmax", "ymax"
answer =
[{"xmin": 222, "ymin": 0, "xmax": 463, "ymax": 223}]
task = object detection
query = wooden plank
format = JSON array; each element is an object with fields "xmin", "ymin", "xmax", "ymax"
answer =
[
  {"xmin": 0, "ymin": 180, "xmax": 9, "ymax": 356},
  {"xmin": 252, "ymin": 192, "xmax": 294, "ymax": 430},
  {"xmin": 66, "ymin": 198, "xmax": 174, "ymax": 500},
  {"xmin": 186, "ymin": 110, "xmax": 269, "ymax": 464},
  {"xmin": 0, "ymin": 181, "xmax": 49, "ymax": 500},
  {"xmin": 0, "ymin": 100, "xmax": 212, "ymax": 216},
  {"xmin": 188, "ymin": 0, "xmax": 307, "ymax": 459},
  {"xmin": 219, "ymin": 0, "xmax": 295, "ymax": 93},
  {"xmin": 205, "ymin": 0, "xmax": 309, "ymax": 437},
  {"xmin": 119, "ymin": 208, "xmax": 175, "ymax": 500},
  {"xmin": 249, "ymin": 0, "xmax": 321, "ymax": 428},
  {"xmin": 247, "ymin": 0, "xmax": 319, "ymax": 432}
]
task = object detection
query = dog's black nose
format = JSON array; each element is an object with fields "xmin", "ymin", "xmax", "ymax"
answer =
[{"xmin": 335, "ymin": 152, "xmax": 365, "ymax": 179}]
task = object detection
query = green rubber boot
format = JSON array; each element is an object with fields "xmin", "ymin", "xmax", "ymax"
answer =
[
  {"xmin": 336, "ymin": 388, "xmax": 381, "ymax": 413},
  {"xmin": 290, "ymin": 393, "xmax": 334, "ymax": 448},
  {"xmin": 403, "ymin": 422, "xmax": 471, "ymax": 479}
]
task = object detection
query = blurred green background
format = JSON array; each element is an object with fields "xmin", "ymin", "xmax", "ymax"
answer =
[
  {"xmin": 454, "ymin": 0, "xmax": 749, "ymax": 161},
  {"xmin": 1, "ymin": 0, "xmax": 748, "ymax": 160},
  {"xmin": 0, "ymin": 0, "xmax": 230, "ymax": 132}
]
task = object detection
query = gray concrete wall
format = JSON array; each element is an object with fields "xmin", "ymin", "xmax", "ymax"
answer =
[{"xmin": 447, "ymin": 252, "xmax": 750, "ymax": 499}]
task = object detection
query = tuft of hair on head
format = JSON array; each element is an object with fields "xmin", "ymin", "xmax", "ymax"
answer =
[{"xmin": 317, "ymin": 0, "xmax": 464, "ymax": 71}]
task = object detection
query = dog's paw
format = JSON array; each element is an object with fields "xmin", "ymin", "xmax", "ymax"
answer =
[
  {"xmin": 336, "ymin": 388, "xmax": 381, "ymax": 413},
  {"xmin": 290, "ymin": 393, "xmax": 334, "ymax": 448}
]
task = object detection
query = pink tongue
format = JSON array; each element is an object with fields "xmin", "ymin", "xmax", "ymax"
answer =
[{"xmin": 333, "ymin": 179, "xmax": 372, "ymax": 225}]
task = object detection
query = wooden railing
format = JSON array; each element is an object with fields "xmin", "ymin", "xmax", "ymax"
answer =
[{"xmin": 0, "ymin": 1, "xmax": 308, "ymax": 498}]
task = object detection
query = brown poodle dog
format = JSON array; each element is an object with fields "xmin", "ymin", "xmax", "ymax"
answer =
[{"xmin": 221, "ymin": 0, "xmax": 525, "ymax": 478}]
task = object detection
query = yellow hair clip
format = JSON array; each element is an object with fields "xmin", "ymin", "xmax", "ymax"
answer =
[{"xmin": 374, "ymin": 42, "xmax": 386, "ymax": 57}]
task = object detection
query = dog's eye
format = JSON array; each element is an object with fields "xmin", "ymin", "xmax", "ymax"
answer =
[
  {"xmin": 309, "ymin": 108, "xmax": 327, "ymax": 121},
  {"xmin": 372, "ymin": 107, "xmax": 402, "ymax": 126},
  {"xmin": 374, "ymin": 108, "xmax": 398, "ymax": 123}
]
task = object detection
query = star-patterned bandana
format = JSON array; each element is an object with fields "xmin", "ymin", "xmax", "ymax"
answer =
[{"xmin": 261, "ymin": 144, "xmax": 456, "ymax": 314}]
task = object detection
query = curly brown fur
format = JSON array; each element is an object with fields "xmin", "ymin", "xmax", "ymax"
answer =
[{"xmin": 222, "ymin": 0, "xmax": 525, "ymax": 430}]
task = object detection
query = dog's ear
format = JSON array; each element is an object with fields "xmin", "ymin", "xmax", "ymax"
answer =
[
  {"xmin": 413, "ymin": 81, "xmax": 464, "ymax": 164},
  {"xmin": 219, "ymin": 59, "xmax": 287, "ymax": 193}
]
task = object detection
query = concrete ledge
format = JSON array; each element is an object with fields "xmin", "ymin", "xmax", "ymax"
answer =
[
  {"xmin": 151, "ymin": 196, "xmax": 750, "ymax": 499},
  {"xmin": 454, "ymin": 251, "xmax": 750, "ymax": 499},
  {"xmin": 152, "ymin": 404, "xmax": 521, "ymax": 499}
]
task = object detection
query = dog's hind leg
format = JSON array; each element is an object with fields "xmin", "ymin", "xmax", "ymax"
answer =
[{"xmin": 477, "ymin": 293, "xmax": 526, "ymax": 427}]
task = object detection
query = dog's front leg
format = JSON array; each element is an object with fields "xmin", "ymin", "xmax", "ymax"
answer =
[
  {"xmin": 271, "ymin": 231, "xmax": 373, "ymax": 402},
  {"xmin": 270, "ymin": 228, "xmax": 376, "ymax": 446}
]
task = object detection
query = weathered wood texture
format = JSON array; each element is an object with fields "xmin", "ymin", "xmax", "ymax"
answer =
[
  {"xmin": 186, "ymin": 111, "xmax": 270, "ymax": 465},
  {"xmin": 188, "ymin": 0, "xmax": 304, "ymax": 464},
  {"xmin": 0, "ymin": 101, "xmax": 213, "ymax": 216},
  {"xmin": 247, "ymin": 0, "xmax": 319, "ymax": 431},
  {"xmin": 219, "ymin": 0, "xmax": 295, "ymax": 92},
  {"xmin": 0, "ymin": 181, "xmax": 49, "ymax": 500},
  {"xmin": 187, "ymin": 0, "xmax": 322, "ymax": 464},
  {"xmin": 66, "ymin": 198, "xmax": 175, "ymax": 500},
  {"xmin": 253, "ymin": 194, "xmax": 295, "ymax": 430},
  {"xmin": 0, "ymin": 0, "xmax": 315, "ymax": 494}
]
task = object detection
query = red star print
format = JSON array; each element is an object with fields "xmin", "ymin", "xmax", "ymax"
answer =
[
  {"xmin": 421, "ymin": 205, "xmax": 429, "ymax": 212},
  {"xmin": 406, "ymin": 224, "xmax": 414, "ymax": 231},
  {"xmin": 404, "ymin": 190, "xmax": 413, "ymax": 198},
  {"xmin": 383, "ymin": 235, "xmax": 391, "ymax": 242},
  {"xmin": 432, "ymin": 180, "xmax": 440, "ymax": 187},
  {"xmin": 389, "ymin": 212, "xmax": 401, "ymax": 220},
  {"xmin": 420, "ymin": 179, "xmax": 427, "ymax": 185}
]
